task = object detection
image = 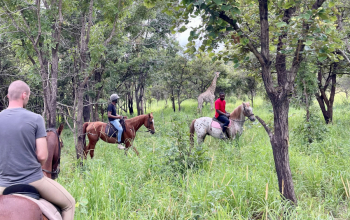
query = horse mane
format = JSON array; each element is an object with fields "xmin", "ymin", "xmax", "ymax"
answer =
[
  {"xmin": 125, "ymin": 114, "xmax": 148, "ymax": 123},
  {"xmin": 230, "ymin": 102, "xmax": 250, "ymax": 119}
]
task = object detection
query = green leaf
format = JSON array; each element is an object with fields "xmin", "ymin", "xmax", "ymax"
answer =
[
  {"xmin": 213, "ymin": 0, "xmax": 223, "ymax": 5},
  {"xmin": 178, "ymin": 26, "xmax": 187, "ymax": 33},
  {"xmin": 304, "ymin": 40, "xmax": 313, "ymax": 46},
  {"xmin": 221, "ymin": 5, "xmax": 232, "ymax": 11},
  {"xmin": 231, "ymin": 7, "xmax": 241, "ymax": 16},
  {"xmin": 242, "ymin": 38, "xmax": 249, "ymax": 45},
  {"xmin": 318, "ymin": 54, "xmax": 328, "ymax": 62},
  {"xmin": 276, "ymin": 22, "xmax": 287, "ymax": 28},
  {"xmin": 283, "ymin": 0, "xmax": 295, "ymax": 9},
  {"xmin": 328, "ymin": 1, "xmax": 335, "ymax": 7},
  {"xmin": 234, "ymin": 62, "xmax": 240, "ymax": 68}
]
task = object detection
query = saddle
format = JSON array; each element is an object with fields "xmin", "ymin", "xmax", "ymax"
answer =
[
  {"xmin": 105, "ymin": 119, "xmax": 126, "ymax": 138},
  {"xmin": 211, "ymin": 117, "xmax": 232, "ymax": 129},
  {"xmin": 3, "ymin": 184, "xmax": 62, "ymax": 220}
]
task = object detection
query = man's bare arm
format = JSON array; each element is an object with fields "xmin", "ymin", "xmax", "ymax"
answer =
[{"xmin": 36, "ymin": 137, "xmax": 48, "ymax": 166}]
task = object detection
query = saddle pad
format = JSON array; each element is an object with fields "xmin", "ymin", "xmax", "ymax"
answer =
[
  {"xmin": 13, "ymin": 194, "xmax": 62, "ymax": 220},
  {"xmin": 211, "ymin": 120, "xmax": 232, "ymax": 129}
]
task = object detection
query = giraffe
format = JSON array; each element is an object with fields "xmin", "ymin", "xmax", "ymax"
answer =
[{"xmin": 197, "ymin": 72, "xmax": 220, "ymax": 113}]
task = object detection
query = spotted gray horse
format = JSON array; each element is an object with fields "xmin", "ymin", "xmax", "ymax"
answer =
[{"xmin": 190, "ymin": 102, "xmax": 256, "ymax": 145}]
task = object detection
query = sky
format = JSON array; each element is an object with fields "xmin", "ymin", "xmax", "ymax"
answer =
[{"xmin": 175, "ymin": 16, "xmax": 225, "ymax": 51}]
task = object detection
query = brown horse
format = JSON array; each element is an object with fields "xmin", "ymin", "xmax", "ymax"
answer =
[
  {"xmin": 0, "ymin": 124, "xmax": 64, "ymax": 220},
  {"xmin": 83, "ymin": 113, "xmax": 155, "ymax": 158}
]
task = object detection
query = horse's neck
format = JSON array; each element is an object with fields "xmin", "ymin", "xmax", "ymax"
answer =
[
  {"xmin": 230, "ymin": 105, "xmax": 245, "ymax": 125},
  {"xmin": 127, "ymin": 115, "xmax": 146, "ymax": 131}
]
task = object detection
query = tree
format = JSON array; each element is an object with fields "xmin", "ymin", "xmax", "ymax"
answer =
[
  {"xmin": 0, "ymin": 0, "xmax": 64, "ymax": 127},
  {"xmin": 166, "ymin": 0, "xmax": 340, "ymax": 204}
]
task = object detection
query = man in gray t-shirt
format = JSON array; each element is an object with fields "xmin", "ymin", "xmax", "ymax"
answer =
[
  {"xmin": 0, "ymin": 107, "xmax": 47, "ymax": 186},
  {"xmin": 0, "ymin": 80, "xmax": 75, "ymax": 220}
]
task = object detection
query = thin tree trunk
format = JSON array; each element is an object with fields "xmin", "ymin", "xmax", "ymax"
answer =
[
  {"xmin": 302, "ymin": 79, "xmax": 310, "ymax": 122},
  {"xmin": 171, "ymin": 89, "xmax": 175, "ymax": 112},
  {"xmin": 315, "ymin": 64, "xmax": 337, "ymax": 124}
]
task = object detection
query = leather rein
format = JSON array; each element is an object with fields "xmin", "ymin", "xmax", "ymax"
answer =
[
  {"xmin": 231, "ymin": 105, "xmax": 254, "ymax": 122},
  {"xmin": 42, "ymin": 129, "xmax": 62, "ymax": 177}
]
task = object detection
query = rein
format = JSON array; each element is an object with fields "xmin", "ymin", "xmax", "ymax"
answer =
[
  {"xmin": 230, "ymin": 105, "xmax": 255, "ymax": 122},
  {"xmin": 42, "ymin": 129, "xmax": 62, "ymax": 177}
]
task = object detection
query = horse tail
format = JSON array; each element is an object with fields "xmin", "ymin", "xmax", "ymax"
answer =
[
  {"xmin": 82, "ymin": 122, "xmax": 89, "ymax": 150},
  {"xmin": 190, "ymin": 119, "xmax": 196, "ymax": 146}
]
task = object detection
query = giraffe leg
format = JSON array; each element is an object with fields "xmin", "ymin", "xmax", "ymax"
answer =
[
  {"xmin": 210, "ymin": 99, "xmax": 214, "ymax": 111},
  {"xmin": 198, "ymin": 97, "xmax": 203, "ymax": 113}
]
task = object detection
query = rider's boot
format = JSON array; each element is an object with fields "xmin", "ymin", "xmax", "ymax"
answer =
[
  {"xmin": 117, "ymin": 144, "xmax": 125, "ymax": 150},
  {"xmin": 220, "ymin": 132, "xmax": 226, "ymax": 139}
]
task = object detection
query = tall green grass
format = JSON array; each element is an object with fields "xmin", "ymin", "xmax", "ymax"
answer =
[{"xmin": 58, "ymin": 95, "xmax": 350, "ymax": 219}]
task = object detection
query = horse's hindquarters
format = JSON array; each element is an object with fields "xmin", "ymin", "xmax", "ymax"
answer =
[{"xmin": 0, "ymin": 195, "xmax": 43, "ymax": 220}]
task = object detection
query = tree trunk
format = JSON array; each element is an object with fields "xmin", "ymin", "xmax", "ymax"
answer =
[
  {"xmin": 302, "ymin": 79, "xmax": 310, "ymax": 122},
  {"xmin": 270, "ymin": 98, "xmax": 296, "ymax": 202},
  {"xmin": 171, "ymin": 89, "xmax": 176, "ymax": 112},
  {"xmin": 177, "ymin": 90, "xmax": 181, "ymax": 111},
  {"xmin": 128, "ymin": 91, "xmax": 134, "ymax": 115},
  {"xmin": 83, "ymin": 93, "xmax": 91, "ymax": 122},
  {"xmin": 76, "ymin": 87, "xmax": 85, "ymax": 159},
  {"xmin": 315, "ymin": 64, "xmax": 336, "ymax": 124}
]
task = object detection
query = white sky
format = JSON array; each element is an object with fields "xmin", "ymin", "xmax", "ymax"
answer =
[{"xmin": 175, "ymin": 16, "xmax": 224, "ymax": 52}]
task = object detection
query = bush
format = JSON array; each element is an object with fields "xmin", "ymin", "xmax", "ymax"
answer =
[
  {"xmin": 163, "ymin": 116, "xmax": 210, "ymax": 174},
  {"xmin": 293, "ymin": 108, "xmax": 329, "ymax": 146}
]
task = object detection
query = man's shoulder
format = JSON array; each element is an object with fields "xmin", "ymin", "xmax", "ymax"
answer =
[{"xmin": 0, "ymin": 108, "xmax": 40, "ymax": 117}]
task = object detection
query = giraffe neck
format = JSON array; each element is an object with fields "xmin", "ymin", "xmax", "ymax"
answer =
[{"xmin": 207, "ymin": 75, "xmax": 218, "ymax": 94}]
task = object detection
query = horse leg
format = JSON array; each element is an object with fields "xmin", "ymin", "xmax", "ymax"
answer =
[
  {"xmin": 197, "ymin": 134, "xmax": 206, "ymax": 145},
  {"xmin": 85, "ymin": 134, "xmax": 98, "ymax": 159},
  {"xmin": 88, "ymin": 140, "xmax": 97, "ymax": 159}
]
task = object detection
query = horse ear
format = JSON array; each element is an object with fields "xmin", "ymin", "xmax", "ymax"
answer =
[
  {"xmin": 242, "ymin": 102, "xmax": 246, "ymax": 108},
  {"xmin": 57, "ymin": 123, "xmax": 64, "ymax": 135}
]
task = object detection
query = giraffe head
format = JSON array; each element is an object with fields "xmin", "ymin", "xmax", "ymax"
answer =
[{"xmin": 215, "ymin": 72, "xmax": 220, "ymax": 77}]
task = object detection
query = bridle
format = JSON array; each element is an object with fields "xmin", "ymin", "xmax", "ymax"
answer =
[
  {"xmin": 231, "ymin": 105, "xmax": 255, "ymax": 122},
  {"xmin": 42, "ymin": 128, "xmax": 62, "ymax": 179},
  {"xmin": 145, "ymin": 117, "xmax": 154, "ymax": 133}
]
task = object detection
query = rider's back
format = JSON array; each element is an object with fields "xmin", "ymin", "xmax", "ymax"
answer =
[{"xmin": 0, "ymin": 108, "xmax": 46, "ymax": 187}]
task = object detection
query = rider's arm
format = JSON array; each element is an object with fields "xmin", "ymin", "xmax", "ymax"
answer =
[
  {"xmin": 36, "ymin": 137, "xmax": 48, "ymax": 166},
  {"xmin": 108, "ymin": 111, "xmax": 122, "ymax": 119},
  {"xmin": 216, "ymin": 109, "xmax": 226, "ymax": 115}
]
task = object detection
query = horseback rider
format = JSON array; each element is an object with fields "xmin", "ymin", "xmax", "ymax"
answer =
[
  {"xmin": 107, "ymin": 93, "xmax": 127, "ymax": 149},
  {"xmin": 0, "ymin": 80, "xmax": 75, "ymax": 220},
  {"xmin": 215, "ymin": 92, "xmax": 230, "ymax": 139}
]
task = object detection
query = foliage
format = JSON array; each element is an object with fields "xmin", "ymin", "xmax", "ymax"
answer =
[
  {"xmin": 293, "ymin": 108, "xmax": 329, "ymax": 146},
  {"xmin": 163, "ymin": 115, "xmax": 210, "ymax": 174},
  {"xmin": 56, "ymin": 97, "xmax": 350, "ymax": 219}
]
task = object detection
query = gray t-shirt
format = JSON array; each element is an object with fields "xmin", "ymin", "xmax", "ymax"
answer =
[{"xmin": 0, "ymin": 108, "xmax": 46, "ymax": 187}]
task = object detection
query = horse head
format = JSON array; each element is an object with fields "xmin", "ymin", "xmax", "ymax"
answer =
[
  {"xmin": 145, "ymin": 113, "xmax": 155, "ymax": 134},
  {"xmin": 242, "ymin": 102, "xmax": 256, "ymax": 121}
]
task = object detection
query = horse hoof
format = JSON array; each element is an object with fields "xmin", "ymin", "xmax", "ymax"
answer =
[{"xmin": 118, "ymin": 144, "xmax": 125, "ymax": 150}]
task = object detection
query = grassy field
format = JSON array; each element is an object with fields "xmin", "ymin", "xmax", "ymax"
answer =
[{"xmin": 58, "ymin": 95, "xmax": 350, "ymax": 219}]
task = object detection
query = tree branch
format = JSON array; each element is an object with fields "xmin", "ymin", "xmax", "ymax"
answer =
[{"xmin": 256, "ymin": 116, "xmax": 273, "ymax": 139}]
